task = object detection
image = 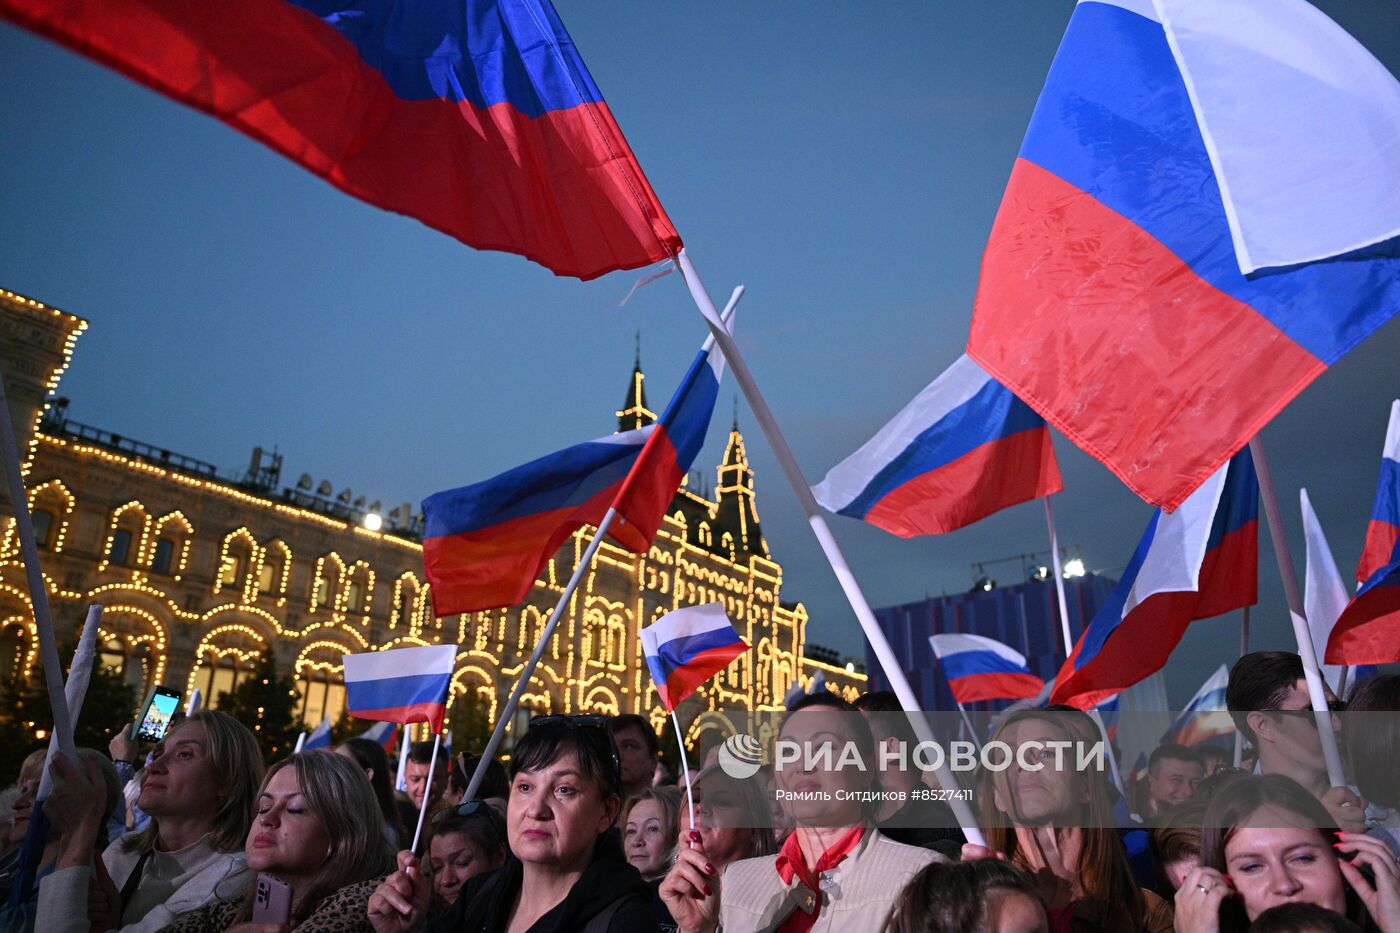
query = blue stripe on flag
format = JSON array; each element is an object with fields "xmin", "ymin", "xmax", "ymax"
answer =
[
  {"xmin": 648, "ymin": 627, "xmax": 744, "ymax": 678},
  {"xmin": 346, "ymin": 672, "xmax": 452, "ymax": 713}
]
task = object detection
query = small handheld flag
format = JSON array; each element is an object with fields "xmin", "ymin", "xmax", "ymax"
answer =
[
  {"xmin": 929, "ymin": 633, "xmax": 1043, "ymax": 705},
  {"xmin": 1160, "ymin": 665, "xmax": 1233, "ymax": 749},
  {"xmin": 641, "ymin": 604, "xmax": 749, "ymax": 712},
  {"xmin": 343, "ymin": 644, "xmax": 457, "ymax": 733},
  {"xmin": 358, "ymin": 720, "xmax": 399, "ymax": 754},
  {"xmin": 815, "ymin": 354, "xmax": 1061, "ymax": 537},
  {"xmin": 302, "ymin": 717, "xmax": 332, "ymax": 752},
  {"xmin": 1327, "ymin": 401, "xmax": 1400, "ymax": 664}
]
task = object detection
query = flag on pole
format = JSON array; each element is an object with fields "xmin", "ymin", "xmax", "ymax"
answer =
[
  {"xmin": 1051, "ymin": 449, "xmax": 1258, "ymax": 709},
  {"xmin": 1301, "ymin": 489, "xmax": 1353, "ymax": 693},
  {"xmin": 1327, "ymin": 401, "xmax": 1400, "ymax": 664},
  {"xmin": 1095, "ymin": 694, "xmax": 1121, "ymax": 742},
  {"xmin": 929, "ymin": 633, "xmax": 1044, "ymax": 705},
  {"xmin": 0, "ymin": 0, "xmax": 681, "ymax": 280},
  {"xmin": 358, "ymin": 720, "xmax": 399, "ymax": 753},
  {"xmin": 343, "ymin": 645, "xmax": 457, "ymax": 733},
  {"xmin": 967, "ymin": 0, "xmax": 1400, "ymax": 511},
  {"xmin": 302, "ymin": 717, "xmax": 332, "ymax": 752},
  {"xmin": 814, "ymin": 355, "xmax": 1061, "ymax": 537},
  {"xmin": 423, "ymin": 323, "xmax": 727, "ymax": 616},
  {"xmin": 1160, "ymin": 665, "xmax": 1233, "ymax": 749},
  {"xmin": 641, "ymin": 604, "xmax": 749, "ymax": 711}
]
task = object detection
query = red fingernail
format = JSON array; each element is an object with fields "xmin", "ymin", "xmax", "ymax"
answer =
[{"xmin": 705, "ymin": 863, "xmax": 715, "ymax": 875}]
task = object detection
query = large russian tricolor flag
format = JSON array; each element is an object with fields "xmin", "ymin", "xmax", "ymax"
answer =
[
  {"xmin": 813, "ymin": 355, "xmax": 1062, "ymax": 537},
  {"xmin": 423, "ymin": 322, "xmax": 726, "ymax": 616},
  {"xmin": 968, "ymin": 0, "xmax": 1400, "ymax": 511},
  {"xmin": 930, "ymin": 633, "xmax": 1044, "ymax": 706},
  {"xmin": 1160, "ymin": 665, "xmax": 1233, "ymax": 750},
  {"xmin": 0, "ymin": 0, "xmax": 680, "ymax": 281},
  {"xmin": 641, "ymin": 604, "xmax": 749, "ymax": 711},
  {"xmin": 344, "ymin": 644, "xmax": 457, "ymax": 733},
  {"xmin": 1326, "ymin": 401, "xmax": 1400, "ymax": 665},
  {"xmin": 1051, "ymin": 448, "xmax": 1258, "ymax": 710}
]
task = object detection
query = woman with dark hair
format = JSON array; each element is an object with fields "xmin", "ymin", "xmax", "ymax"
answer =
[
  {"xmin": 367, "ymin": 715, "xmax": 654, "ymax": 932},
  {"xmin": 662, "ymin": 692, "xmax": 941, "ymax": 933},
  {"xmin": 157, "ymin": 750, "xmax": 395, "ymax": 932},
  {"xmin": 965, "ymin": 709, "xmax": 1173, "ymax": 933},
  {"xmin": 882, "ymin": 858, "xmax": 1048, "ymax": 933},
  {"xmin": 1250, "ymin": 903, "xmax": 1365, "ymax": 933},
  {"xmin": 1342, "ymin": 674, "xmax": 1400, "ymax": 857},
  {"xmin": 1174, "ymin": 773, "xmax": 1400, "ymax": 933},
  {"xmin": 39, "ymin": 710, "xmax": 263, "ymax": 933},
  {"xmin": 336, "ymin": 737, "xmax": 406, "ymax": 848},
  {"xmin": 424, "ymin": 803, "xmax": 507, "ymax": 906}
]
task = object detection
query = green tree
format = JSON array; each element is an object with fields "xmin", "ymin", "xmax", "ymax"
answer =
[
  {"xmin": 218, "ymin": 652, "xmax": 300, "ymax": 763},
  {"xmin": 446, "ymin": 691, "xmax": 494, "ymax": 756}
]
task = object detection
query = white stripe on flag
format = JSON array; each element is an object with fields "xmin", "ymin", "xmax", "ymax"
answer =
[
  {"xmin": 1183, "ymin": 665, "xmax": 1229, "ymax": 712},
  {"xmin": 1383, "ymin": 400, "xmax": 1400, "ymax": 463},
  {"xmin": 930, "ymin": 632, "xmax": 1028, "ymax": 668},
  {"xmin": 1122, "ymin": 464, "xmax": 1228, "ymax": 618},
  {"xmin": 641, "ymin": 603, "xmax": 733, "ymax": 658},
  {"xmin": 813, "ymin": 354, "xmax": 991, "ymax": 512},
  {"xmin": 1301, "ymin": 488, "xmax": 1350, "ymax": 693},
  {"xmin": 343, "ymin": 644, "xmax": 457, "ymax": 683}
]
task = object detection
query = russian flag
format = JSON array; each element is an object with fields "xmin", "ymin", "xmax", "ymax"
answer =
[
  {"xmin": 358, "ymin": 720, "xmax": 399, "ymax": 754},
  {"xmin": 303, "ymin": 717, "xmax": 332, "ymax": 752},
  {"xmin": 343, "ymin": 644, "xmax": 457, "ymax": 733},
  {"xmin": 813, "ymin": 355, "xmax": 1062, "ymax": 537},
  {"xmin": 0, "ymin": 0, "xmax": 680, "ymax": 281},
  {"xmin": 968, "ymin": 0, "xmax": 1400, "ymax": 512},
  {"xmin": 1160, "ymin": 665, "xmax": 1234, "ymax": 750},
  {"xmin": 423, "ymin": 322, "xmax": 726, "ymax": 616},
  {"xmin": 1051, "ymin": 448, "xmax": 1258, "ymax": 710},
  {"xmin": 641, "ymin": 604, "xmax": 749, "ymax": 712},
  {"xmin": 1326, "ymin": 402, "xmax": 1400, "ymax": 665},
  {"xmin": 929, "ymin": 633, "xmax": 1044, "ymax": 706}
]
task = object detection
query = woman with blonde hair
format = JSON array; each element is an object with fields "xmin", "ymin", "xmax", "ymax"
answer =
[
  {"xmin": 39, "ymin": 709, "xmax": 264, "ymax": 933},
  {"xmin": 157, "ymin": 750, "xmax": 395, "ymax": 932},
  {"xmin": 964, "ymin": 708, "xmax": 1173, "ymax": 933}
]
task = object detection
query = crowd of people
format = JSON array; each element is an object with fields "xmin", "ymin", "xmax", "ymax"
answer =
[{"xmin": 0, "ymin": 652, "xmax": 1393, "ymax": 933}]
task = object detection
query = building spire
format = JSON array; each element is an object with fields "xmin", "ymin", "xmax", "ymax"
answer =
[{"xmin": 616, "ymin": 332, "xmax": 656, "ymax": 432}]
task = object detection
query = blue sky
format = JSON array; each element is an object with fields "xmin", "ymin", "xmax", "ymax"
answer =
[{"xmin": 1, "ymin": 2, "xmax": 1397, "ymax": 704}]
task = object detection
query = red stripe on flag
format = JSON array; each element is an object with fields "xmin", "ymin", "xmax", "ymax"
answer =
[
  {"xmin": 1326, "ymin": 576, "xmax": 1400, "ymax": 665},
  {"xmin": 949, "ymin": 671, "xmax": 1044, "ymax": 705},
  {"xmin": 0, "ymin": 0, "xmax": 680, "ymax": 280},
  {"xmin": 660, "ymin": 642, "xmax": 748, "ymax": 711},
  {"xmin": 1357, "ymin": 519, "xmax": 1400, "ymax": 585},
  {"xmin": 969, "ymin": 159, "xmax": 1324, "ymax": 510},
  {"xmin": 351, "ymin": 702, "xmax": 448, "ymax": 733},
  {"xmin": 864, "ymin": 427, "xmax": 1062, "ymax": 537}
]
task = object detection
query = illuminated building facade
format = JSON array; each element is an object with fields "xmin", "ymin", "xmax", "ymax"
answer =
[{"xmin": 0, "ymin": 288, "xmax": 865, "ymax": 747}]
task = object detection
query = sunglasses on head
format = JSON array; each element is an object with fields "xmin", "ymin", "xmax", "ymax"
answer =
[
  {"xmin": 526, "ymin": 715, "xmax": 621, "ymax": 787},
  {"xmin": 430, "ymin": 798, "xmax": 494, "ymax": 827}
]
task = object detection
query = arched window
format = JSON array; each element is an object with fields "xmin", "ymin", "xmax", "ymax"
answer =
[
  {"xmin": 32, "ymin": 511, "xmax": 54, "ymax": 549},
  {"xmin": 150, "ymin": 513, "xmax": 193, "ymax": 577},
  {"xmin": 193, "ymin": 653, "xmax": 257, "ymax": 708},
  {"xmin": 214, "ymin": 530, "xmax": 258, "ymax": 598},
  {"xmin": 295, "ymin": 644, "xmax": 349, "ymax": 729},
  {"xmin": 343, "ymin": 562, "xmax": 373, "ymax": 615},
  {"xmin": 151, "ymin": 538, "xmax": 175, "ymax": 575},
  {"xmin": 258, "ymin": 541, "xmax": 291, "ymax": 599},
  {"xmin": 311, "ymin": 553, "xmax": 346, "ymax": 612},
  {"xmin": 345, "ymin": 580, "xmax": 363, "ymax": 612},
  {"xmin": 108, "ymin": 529, "xmax": 133, "ymax": 566}
]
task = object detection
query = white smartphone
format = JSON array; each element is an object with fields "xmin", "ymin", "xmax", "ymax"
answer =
[{"xmin": 251, "ymin": 873, "xmax": 292, "ymax": 924}]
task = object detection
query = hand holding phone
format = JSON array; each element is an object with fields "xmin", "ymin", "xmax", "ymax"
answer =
[{"xmin": 252, "ymin": 873, "xmax": 292, "ymax": 924}]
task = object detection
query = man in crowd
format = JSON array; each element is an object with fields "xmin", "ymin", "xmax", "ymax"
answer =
[
  {"xmin": 1226, "ymin": 650, "xmax": 1365, "ymax": 832},
  {"xmin": 404, "ymin": 740, "xmax": 451, "ymax": 817},
  {"xmin": 608, "ymin": 714, "xmax": 659, "ymax": 803},
  {"xmin": 1142, "ymin": 743, "xmax": 1203, "ymax": 819}
]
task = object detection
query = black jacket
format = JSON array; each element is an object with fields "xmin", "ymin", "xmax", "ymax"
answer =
[{"xmin": 427, "ymin": 842, "xmax": 656, "ymax": 933}]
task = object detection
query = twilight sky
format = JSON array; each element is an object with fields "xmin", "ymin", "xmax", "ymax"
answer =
[{"xmin": 1, "ymin": 1, "xmax": 1397, "ymax": 705}]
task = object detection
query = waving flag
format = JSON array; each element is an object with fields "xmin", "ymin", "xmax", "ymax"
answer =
[
  {"xmin": 0, "ymin": 0, "xmax": 680, "ymax": 280},
  {"xmin": 1161, "ymin": 665, "xmax": 1233, "ymax": 749},
  {"xmin": 1327, "ymin": 402, "xmax": 1400, "ymax": 664},
  {"xmin": 358, "ymin": 721, "xmax": 399, "ymax": 753},
  {"xmin": 1301, "ymin": 489, "xmax": 1354, "ymax": 692},
  {"xmin": 423, "ymin": 320, "xmax": 727, "ymax": 616},
  {"xmin": 642, "ymin": 604, "xmax": 748, "ymax": 711},
  {"xmin": 814, "ymin": 355, "xmax": 1061, "ymax": 537},
  {"xmin": 344, "ymin": 645, "xmax": 457, "ymax": 733},
  {"xmin": 303, "ymin": 717, "xmax": 332, "ymax": 752},
  {"xmin": 930, "ymin": 633, "xmax": 1043, "ymax": 705},
  {"xmin": 1052, "ymin": 449, "xmax": 1258, "ymax": 709},
  {"xmin": 967, "ymin": 0, "xmax": 1400, "ymax": 511}
]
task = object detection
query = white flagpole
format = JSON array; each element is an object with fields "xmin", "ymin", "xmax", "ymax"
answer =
[
  {"xmin": 1234, "ymin": 606, "xmax": 1249, "ymax": 767},
  {"xmin": 0, "ymin": 371, "xmax": 76, "ymax": 767},
  {"xmin": 38, "ymin": 605, "xmax": 102, "ymax": 800},
  {"xmin": 409, "ymin": 732, "xmax": 442, "ymax": 853},
  {"xmin": 676, "ymin": 248, "xmax": 984, "ymax": 846},
  {"xmin": 1248, "ymin": 437, "xmax": 1345, "ymax": 787},
  {"xmin": 185, "ymin": 688, "xmax": 202, "ymax": 716},
  {"xmin": 1044, "ymin": 496, "xmax": 1075, "ymax": 659},
  {"xmin": 954, "ymin": 700, "xmax": 982, "ymax": 751},
  {"xmin": 1087, "ymin": 708, "xmax": 1126, "ymax": 797},
  {"xmin": 395, "ymin": 725, "xmax": 411, "ymax": 792},
  {"xmin": 463, "ymin": 292, "xmax": 744, "ymax": 804},
  {"xmin": 670, "ymin": 710, "xmax": 696, "ymax": 832},
  {"xmin": 293, "ymin": 732, "xmax": 307, "ymax": 754}
]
